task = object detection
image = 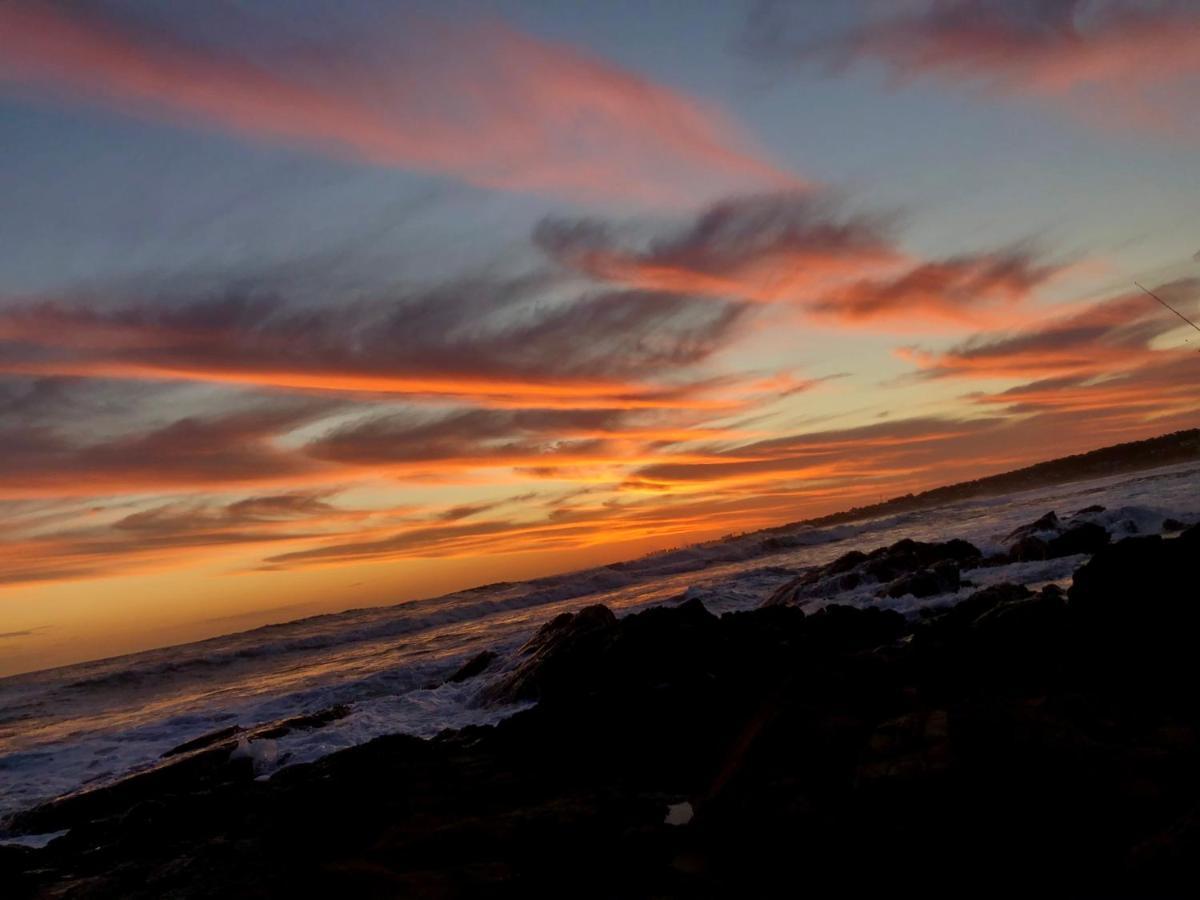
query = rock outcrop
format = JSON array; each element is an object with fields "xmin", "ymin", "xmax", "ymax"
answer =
[
  {"xmin": 5, "ymin": 528, "xmax": 1198, "ymax": 899},
  {"xmin": 765, "ymin": 538, "xmax": 981, "ymax": 606}
]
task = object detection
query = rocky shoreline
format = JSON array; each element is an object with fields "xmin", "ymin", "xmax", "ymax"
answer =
[{"xmin": 3, "ymin": 517, "xmax": 1198, "ymax": 898}]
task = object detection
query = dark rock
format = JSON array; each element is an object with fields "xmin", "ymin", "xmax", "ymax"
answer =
[
  {"xmin": 1005, "ymin": 510, "xmax": 1061, "ymax": 542},
  {"xmin": 448, "ymin": 650, "xmax": 498, "ymax": 683},
  {"xmin": 12, "ymin": 520, "xmax": 1200, "ymax": 899},
  {"xmin": 1181, "ymin": 522, "xmax": 1200, "ymax": 546},
  {"xmin": 767, "ymin": 540, "xmax": 979, "ymax": 606},
  {"xmin": 1038, "ymin": 583, "xmax": 1065, "ymax": 602},
  {"xmin": 255, "ymin": 704, "xmax": 352, "ymax": 740},
  {"xmin": 9, "ymin": 738, "xmax": 252, "ymax": 836},
  {"xmin": 1044, "ymin": 521, "xmax": 1109, "ymax": 557},
  {"xmin": 1162, "ymin": 518, "xmax": 1188, "ymax": 533},
  {"xmin": 481, "ymin": 603, "xmax": 619, "ymax": 704},
  {"xmin": 885, "ymin": 562, "xmax": 960, "ymax": 599},
  {"xmin": 799, "ymin": 603, "xmax": 907, "ymax": 650},
  {"xmin": 1008, "ymin": 535, "xmax": 1049, "ymax": 562},
  {"xmin": 929, "ymin": 582, "xmax": 1033, "ymax": 632},
  {"xmin": 856, "ymin": 709, "xmax": 952, "ymax": 789},
  {"xmin": 827, "ymin": 550, "xmax": 868, "ymax": 574},
  {"xmin": 161, "ymin": 724, "xmax": 243, "ymax": 758},
  {"xmin": 1069, "ymin": 534, "xmax": 1194, "ymax": 628},
  {"xmin": 762, "ymin": 569, "xmax": 818, "ymax": 606},
  {"xmin": 864, "ymin": 539, "xmax": 979, "ymax": 582},
  {"xmin": 971, "ymin": 587, "xmax": 1068, "ymax": 640},
  {"xmin": 1075, "ymin": 504, "xmax": 1106, "ymax": 515}
]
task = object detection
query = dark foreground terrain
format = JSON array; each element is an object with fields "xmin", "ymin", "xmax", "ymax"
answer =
[{"xmin": 3, "ymin": 524, "xmax": 1199, "ymax": 898}]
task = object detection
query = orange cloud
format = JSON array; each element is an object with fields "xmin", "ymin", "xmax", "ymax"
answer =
[
  {"xmin": 901, "ymin": 282, "xmax": 1199, "ymax": 380},
  {"xmin": 809, "ymin": 251, "xmax": 1066, "ymax": 327},
  {"xmin": 0, "ymin": 4, "xmax": 797, "ymax": 202},
  {"xmin": 536, "ymin": 193, "xmax": 1067, "ymax": 328},
  {"xmin": 0, "ymin": 284, "xmax": 753, "ymax": 410},
  {"xmin": 535, "ymin": 193, "xmax": 901, "ymax": 303},
  {"xmin": 899, "ymin": 279, "xmax": 1200, "ymax": 432}
]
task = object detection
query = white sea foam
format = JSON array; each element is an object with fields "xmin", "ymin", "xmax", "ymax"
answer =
[{"xmin": 1, "ymin": 461, "xmax": 1197, "ymax": 827}]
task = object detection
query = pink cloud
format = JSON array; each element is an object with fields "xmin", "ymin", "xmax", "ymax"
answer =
[
  {"xmin": 795, "ymin": 1, "xmax": 1200, "ymax": 137},
  {"xmin": 0, "ymin": 4, "xmax": 798, "ymax": 203}
]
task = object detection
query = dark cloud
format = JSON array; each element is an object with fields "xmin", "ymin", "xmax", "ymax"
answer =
[
  {"xmin": 535, "ymin": 191, "xmax": 1064, "ymax": 325},
  {"xmin": 0, "ymin": 274, "xmax": 750, "ymax": 403},
  {"xmin": 535, "ymin": 192, "xmax": 897, "ymax": 302},
  {"xmin": 0, "ymin": 400, "xmax": 328, "ymax": 497},
  {"xmin": 0, "ymin": 490, "xmax": 347, "ymax": 586},
  {"xmin": 810, "ymin": 248, "xmax": 1064, "ymax": 322},
  {"xmin": 907, "ymin": 279, "xmax": 1199, "ymax": 378},
  {"xmin": 307, "ymin": 408, "xmax": 636, "ymax": 466},
  {"xmin": 630, "ymin": 416, "xmax": 1002, "ymax": 486},
  {"xmin": 746, "ymin": 1, "xmax": 1200, "ymax": 138}
]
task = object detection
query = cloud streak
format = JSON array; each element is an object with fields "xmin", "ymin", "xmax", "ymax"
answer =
[
  {"xmin": 755, "ymin": 0, "xmax": 1200, "ymax": 138},
  {"xmin": 537, "ymin": 192, "xmax": 1067, "ymax": 327},
  {"xmin": 0, "ymin": 3, "xmax": 797, "ymax": 202},
  {"xmin": 0, "ymin": 278, "xmax": 752, "ymax": 409}
]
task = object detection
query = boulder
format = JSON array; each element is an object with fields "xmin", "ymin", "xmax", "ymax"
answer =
[
  {"xmin": 885, "ymin": 562, "xmax": 960, "ymax": 599},
  {"xmin": 481, "ymin": 604, "xmax": 618, "ymax": 704},
  {"xmin": 1069, "ymin": 534, "xmax": 1194, "ymax": 623},
  {"xmin": 448, "ymin": 650, "xmax": 498, "ymax": 684},
  {"xmin": 161, "ymin": 725, "xmax": 243, "ymax": 759},
  {"xmin": 765, "ymin": 540, "xmax": 980, "ymax": 606},
  {"xmin": 762, "ymin": 569, "xmax": 820, "ymax": 607},
  {"xmin": 1008, "ymin": 535, "xmax": 1049, "ymax": 562},
  {"xmin": 1005, "ymin": 511, "xmax": 1061, "ymax": 542},
  {"xmin": 1045, "ymin": 522, "xmax": 1109, "ymax": 557},
  {"xmin": 1068, "ymin": 532, "xmax": 1198, "ymax": 677},
  {"xmin": 856, "ymin": 709, "xmax": 952, "ymax": 789},
  {"xmin": 929, "ymin": 583, "xmax": 1033, "ymax": 632}
]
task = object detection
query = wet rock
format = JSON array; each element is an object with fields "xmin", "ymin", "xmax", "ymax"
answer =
[
  {"xmin": 863, "ymin": 538, "xmax": 979, "ymax": 582},
  {"xmin": 928, "ymin": 583, "xmax": 1033, "ymax": 632},
  {"xmin": 884, "ymin": 561, "xmax": 960, "ymax": 599},
  {"xmin": 1161, "ymin": 518, "xmax": 1188, "ymax": 533},
  {"xmin": 1075, "ymin": 504, "xmax": 1106, "ymax": 515},
  {"xmin": 762, "ymin": 569, "xmax": 820, "ymax": 606},
  {"xmin": 971, "ymin": 587, "xmax": 1068, "ymax": 642},
  {"xmin": 254, "ymin": 704, "xmax": 352, "ymax": 740},
  {"xmin": 482, "ymin": 603, "xmax": 618, "ymax": 704},
  {"xmin": 1045, "ymin": 521, "xmax": 1109, "ymax": 557},
  {"xmin": 1008, "ymin": 535, "xmax": 1049, "ymax": 562},
  {"xmin": 161, "ymin": 724, "xmax": 243, "ymax": 758},
  {"xmin": 448, "ymin": 650, "xmax": 498, "ymax": 684},
  {"xmin": 1005, "ymin": 510, "xmax": 1061, "ymax": 542},
  {"xmin": 9, "ymin": 738, "xmax": 253, "ymax": 836},
  {"xmin": 764, "ymin": 540, "xmax": 979, "ymax": 606},
  {"xmin": 827, "ymin": 550, "xmax": 868, "ymax": 574}
]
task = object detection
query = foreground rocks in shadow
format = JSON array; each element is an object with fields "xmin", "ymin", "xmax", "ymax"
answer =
[{"xmin": 5, "ymin": 528, "xmax": 1199, "ymax": 898}]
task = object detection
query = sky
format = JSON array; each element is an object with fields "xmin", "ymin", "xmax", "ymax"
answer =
[{"xmin": 1, "ymin": 0, "xmax": 1198, "ymax": 676}]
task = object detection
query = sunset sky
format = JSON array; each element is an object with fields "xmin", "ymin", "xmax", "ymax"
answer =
[{"xmin": 1, "ymin": 0, "xmax": 1198, "ymax": 675}]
